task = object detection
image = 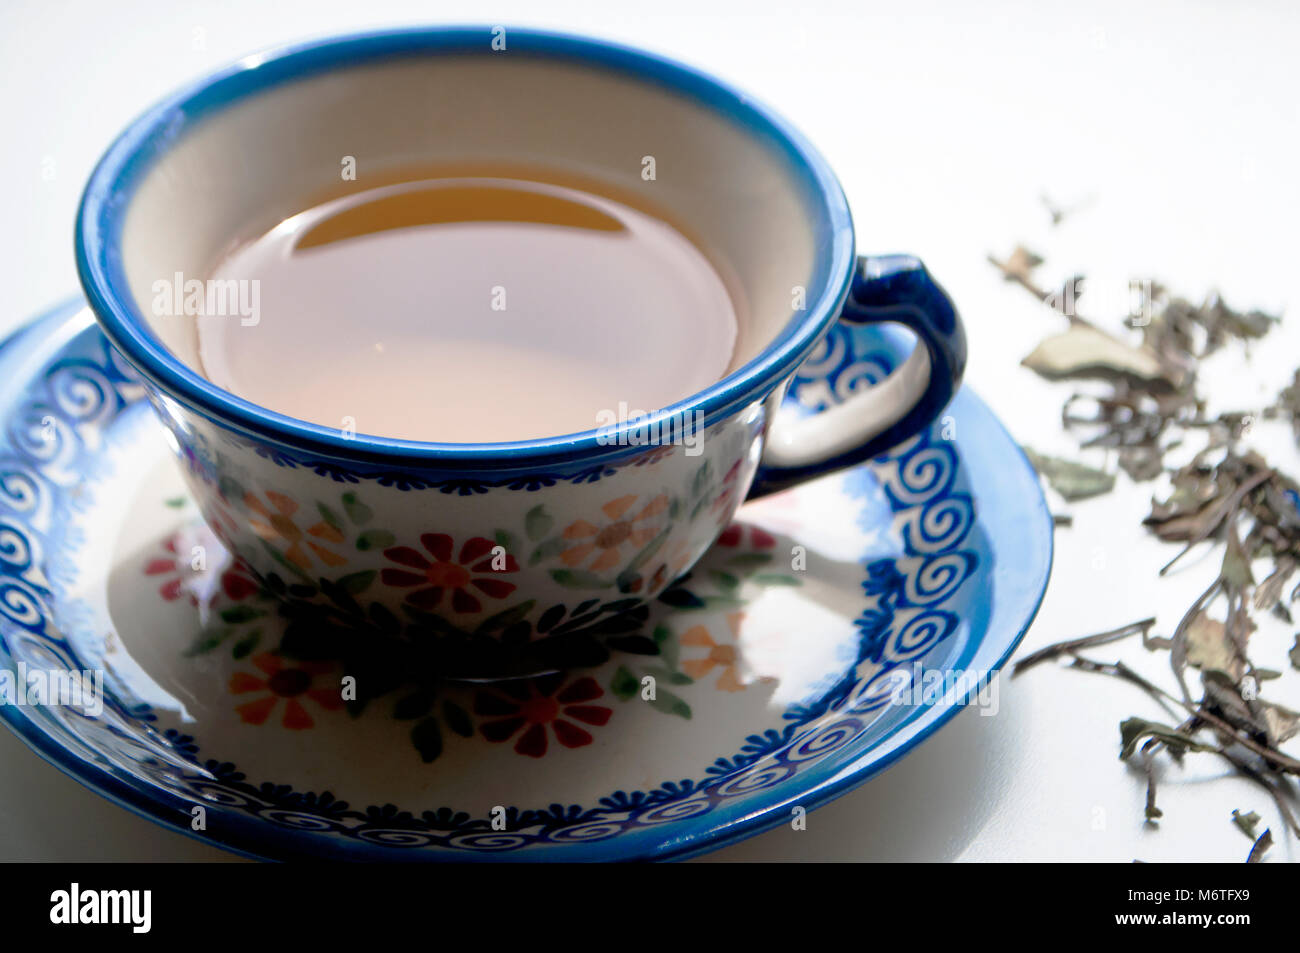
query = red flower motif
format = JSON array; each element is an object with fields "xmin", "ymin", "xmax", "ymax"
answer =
[
  {"xmin": 631, "ymin": 444, "xmax": 676, "ymax": 467},
  {"xmin": 709, "ymin": 459, "xmax": 745, "ymax": 523},
  {"xmin": 382, "ymin": 534, "xmax": 519, "ymax": 613},
  {"xmin": 228, "ymin": 653, "xmax": 344, "ymax": 729},
  {"xmin": 474, "ymin": 675, "xmax": 612, "ymax": 758},
  {"xmin": 221, "ymin": 559, "xmax": 259, "ymax": 601},
  {"xmin": 145, "ymin": 539, "xmax": 259, "ymax": 603},
  {"xmin": 716, "ymin": 523, "xmax": 777, "ymax": 550}
]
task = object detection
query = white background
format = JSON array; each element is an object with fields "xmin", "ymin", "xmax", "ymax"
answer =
[{"xmin": 1, "ymin": 0, "xmax": 1297, "ymax": 861}]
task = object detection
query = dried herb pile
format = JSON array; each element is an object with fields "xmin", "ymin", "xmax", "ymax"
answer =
[{"xmin": 992, "ymin": 238, "xmax": 1298, "ymax": 861}]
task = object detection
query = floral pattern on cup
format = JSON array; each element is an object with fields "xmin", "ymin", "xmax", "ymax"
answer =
[
  {"xmin": 381, "ymin": 534, "xmax": 519, "ymax": 613},
  {"xmin": 229, "ymin": 653, "xmax": 344, "ymax": 729},
  {"xmin": 157, "ymin": 505, "xmax": 805, "ymax": 760}
]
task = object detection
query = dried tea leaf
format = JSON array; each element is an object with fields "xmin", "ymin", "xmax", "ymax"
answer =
[
  {"xmin": 1149, "ymin": 469, "xmax": 1221, "ymax": 523},
  {"xmin": 1000, "ymin": 233, "xmax": 1300, "ymax": 843},
  {"xmin": 1013, "ymin": 618, "xmax": 1156, "ymax": 675},
  {"xmin": 1119, "ymin": 717, "xmax": 1216, "ymax": 759},
  {"xmin": 1024, "ymin": 448, "xmax": 1115, "ymax": 501},
  {"xmin": 1119, "ymin": 446, "xmax": 1165, "ymax": 482},
  {"xmin": 1045, "ymin": 275, "xmax": 1087, "ymax": 317},
  {"xmin": 1198, "ymin": 294, "xmax": 1277, "ymax": 353},
  {"xmin": 1262, "ymin": 702, "xmax": 1300, "ymax": 747},
  {"xmin": 1254, "ymin": 557, "xmax": 1296, "ymax": 613},
  {"xmin": 1203, "ymin": 670, "xmax": 1299, "ymax": 747},
  {"xmin": 1247, "ymin": 827, "xmax": 1273, "ymax": 863},
  {"xmin": 1142, "ymin": 745, "xmax": 1163, "ymax": 821},
  {"xmin": 1232, "ymin": 809, "xmax": 1261, "ymax": 839},
  {"xmin": 1184, "ymin": 614, "xmax": 1241, "ymax": 680},
  {"xmin": 1022, "ymin": 325, "xmax": 1178, "ymax": 388},
  {"xmin": 1156, "ymin": 469, "xmax": 1272, "ymax": 575},
  {"xmin": 1221, "ymin": 522, "xmax": 1256, "ymax": 590},
  {"xmin": 1272, "ymin": 369, "xmax": 1300, "ymax": 441},
  {"xmin": 989, "ymin": 245, "xmax": 1044, "ymax": 286}
]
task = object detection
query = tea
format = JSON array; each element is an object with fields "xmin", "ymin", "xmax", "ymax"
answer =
[{"xmin": 196, "ymin": 172, "xmax": 740, "ymax": 443}]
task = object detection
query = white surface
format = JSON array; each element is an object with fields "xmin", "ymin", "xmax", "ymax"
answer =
[{"xmin": 1, "ymin": 0, "xmax": 1297, "ymax": 862}]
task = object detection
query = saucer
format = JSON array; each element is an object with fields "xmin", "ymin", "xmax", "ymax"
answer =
[{"xmin": 0, "ymin": 299, "xmax": 1050, "ymax": 861}]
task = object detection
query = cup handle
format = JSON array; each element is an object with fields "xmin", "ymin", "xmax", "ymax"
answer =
[{"xmin": 747, "ymin": 254, "xmax": 967, "ymax": 498}]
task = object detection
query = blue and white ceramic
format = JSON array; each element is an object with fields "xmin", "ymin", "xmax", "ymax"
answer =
[
  {"xmin": 74, "ymin": 28, "xmax": 967, "ymax": 652},
  {"xmin": 0, "ymin": 300, "xmax": 1048, "ymax": 861}
]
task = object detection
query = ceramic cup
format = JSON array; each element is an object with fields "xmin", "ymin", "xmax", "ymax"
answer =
[{"xmin": 75, "ymin": 27, "xmax": 966, "ymax": 675}]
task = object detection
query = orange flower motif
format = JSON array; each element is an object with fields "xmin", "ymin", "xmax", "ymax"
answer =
[
  {"xmin": 201, "ymin": 497, "xmax": 242, "ymax": 548},
  {"xmin": 560, "ymin": 494, "xmax": 670, "ymax": 572},
  {"xmin": 244, "ymin": 490, "xmax": 347, "ymax": 570},
  {"xmin": 680, "ymin": 612, "xmax": 750, "ymax": 692},
  {"xmin": 628, "ymin": 536, "xmax": 696, "ymax": 594},
  {"xmin": 228, "ymin": 653, "xmax": 344, "ymax": 729}
]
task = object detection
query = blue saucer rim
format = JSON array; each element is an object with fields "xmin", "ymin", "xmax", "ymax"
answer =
[{"xmin": 0, "ymin": 299, "xmax": 1053, "ymax": 862}]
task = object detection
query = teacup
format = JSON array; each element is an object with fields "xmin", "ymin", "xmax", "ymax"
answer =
[{"xmin": 75, "ymin": 27, "xmax": 965, "ymax": 675}]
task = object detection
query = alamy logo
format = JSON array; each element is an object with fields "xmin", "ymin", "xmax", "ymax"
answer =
[
  {"xmin": 151, "ymin": 272, "xmax": 260, "ymax": 326},
  {"xmin": 594, "ymin": 403, "xmax": 705, "ymax": 456},
  {"xmin": 49, "ymin": 883, "xmax": 151, "ymax": 933},
  {"xmin": 0, "ymin": 663, "xmax": 103, "ymax": 716}
]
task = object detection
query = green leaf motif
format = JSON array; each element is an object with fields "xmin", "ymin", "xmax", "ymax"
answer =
[
  {"xmin": 316, "ymin": 502, "xmax": 343, "ymax": 531},
  {"xmin": 217, "ymin": 476, "xmax": 245, "ymax": 502},
  {"xmin": 355, "ymin": 529, "xmax": 395, "ymax": 551},
  {"xmin": 183, "ymin": 631, "xmax": 228, "ymax": 657},
  {"xmin": 231, "ymin": 629, "xmax": 261, "ymax": 659},
  {"xmin": 751, "ymin": 573, "xmax": 802, "ymax": 587},
  {"xmin": 623, "ymin": 527, "xmax": 670, "ymax": 577},
  {"xmin": 550, "ymin": 568, "xmax": 613, "ymax": 589},
  {"xmin": 443, "ymin": 700, "xmax": 474, "ymax": 738},
  {"xmin": 710, "ymin": 570, "xmax": 740, "ymax": 591},
  {"xmin": 394, "ymin": 689, "xmax": 436, "ymax": 721},
  {"xmin": 525, "ymin": 505, "xmax": 554, "ymax": 542},
  {"xmin": 605, "ymin": 635, "xmax": 660, "ymax": 656},
  {"xmin": 338, "ymin": 570, "xmax": 377, "ymax": 595},
  {"xmin": 475, "ymin": 600, "xmax": 536, "ymax": 634},
  {"xmin": 690, "ymin": 461, "xmax": 712, "ymax": 498},
  {"xmin": 648, "ymin": 689, "xmax": 691, "ymax": 719},
  {"xmin": 261, "ymin": 539, "xmax": 312, "ymax": 581},
  {"xmin": 341, "ymin": 492, "xmax": 373, "ymax": 525},
  {"xmin": 411, "ymin": 717, "xmax": 443, "ymax": 763},
  {"xmin": 653, "ymin": 624, "xmax": 679, "ymax": 670},
  {"xmin": 610, "ymin": 665, "xmax": 639, "ymax": 700},
  {"xmin": 642, "ymin": 664, "xmax": 692, "ymax": 686},
  {"xmin": 219, "ymin": 605, "xmax": 265, "ymax": 625},
  {"xmin": 528, "ymin": 537, "xmax": 568, "ymax": 567},
  {"xmin": 658, "ymin": 587, "xmax": 705, "ymax": 609}
]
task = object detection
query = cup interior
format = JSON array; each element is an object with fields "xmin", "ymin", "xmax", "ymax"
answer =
[{"xmin": 82, "ymin": 30, "xmax": 854, "ymax": 451}]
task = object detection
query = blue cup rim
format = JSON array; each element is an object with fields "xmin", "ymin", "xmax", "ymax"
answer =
[{"xmin": 75, "ymin": 25, "xmax": 856, "ymax": 471}]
